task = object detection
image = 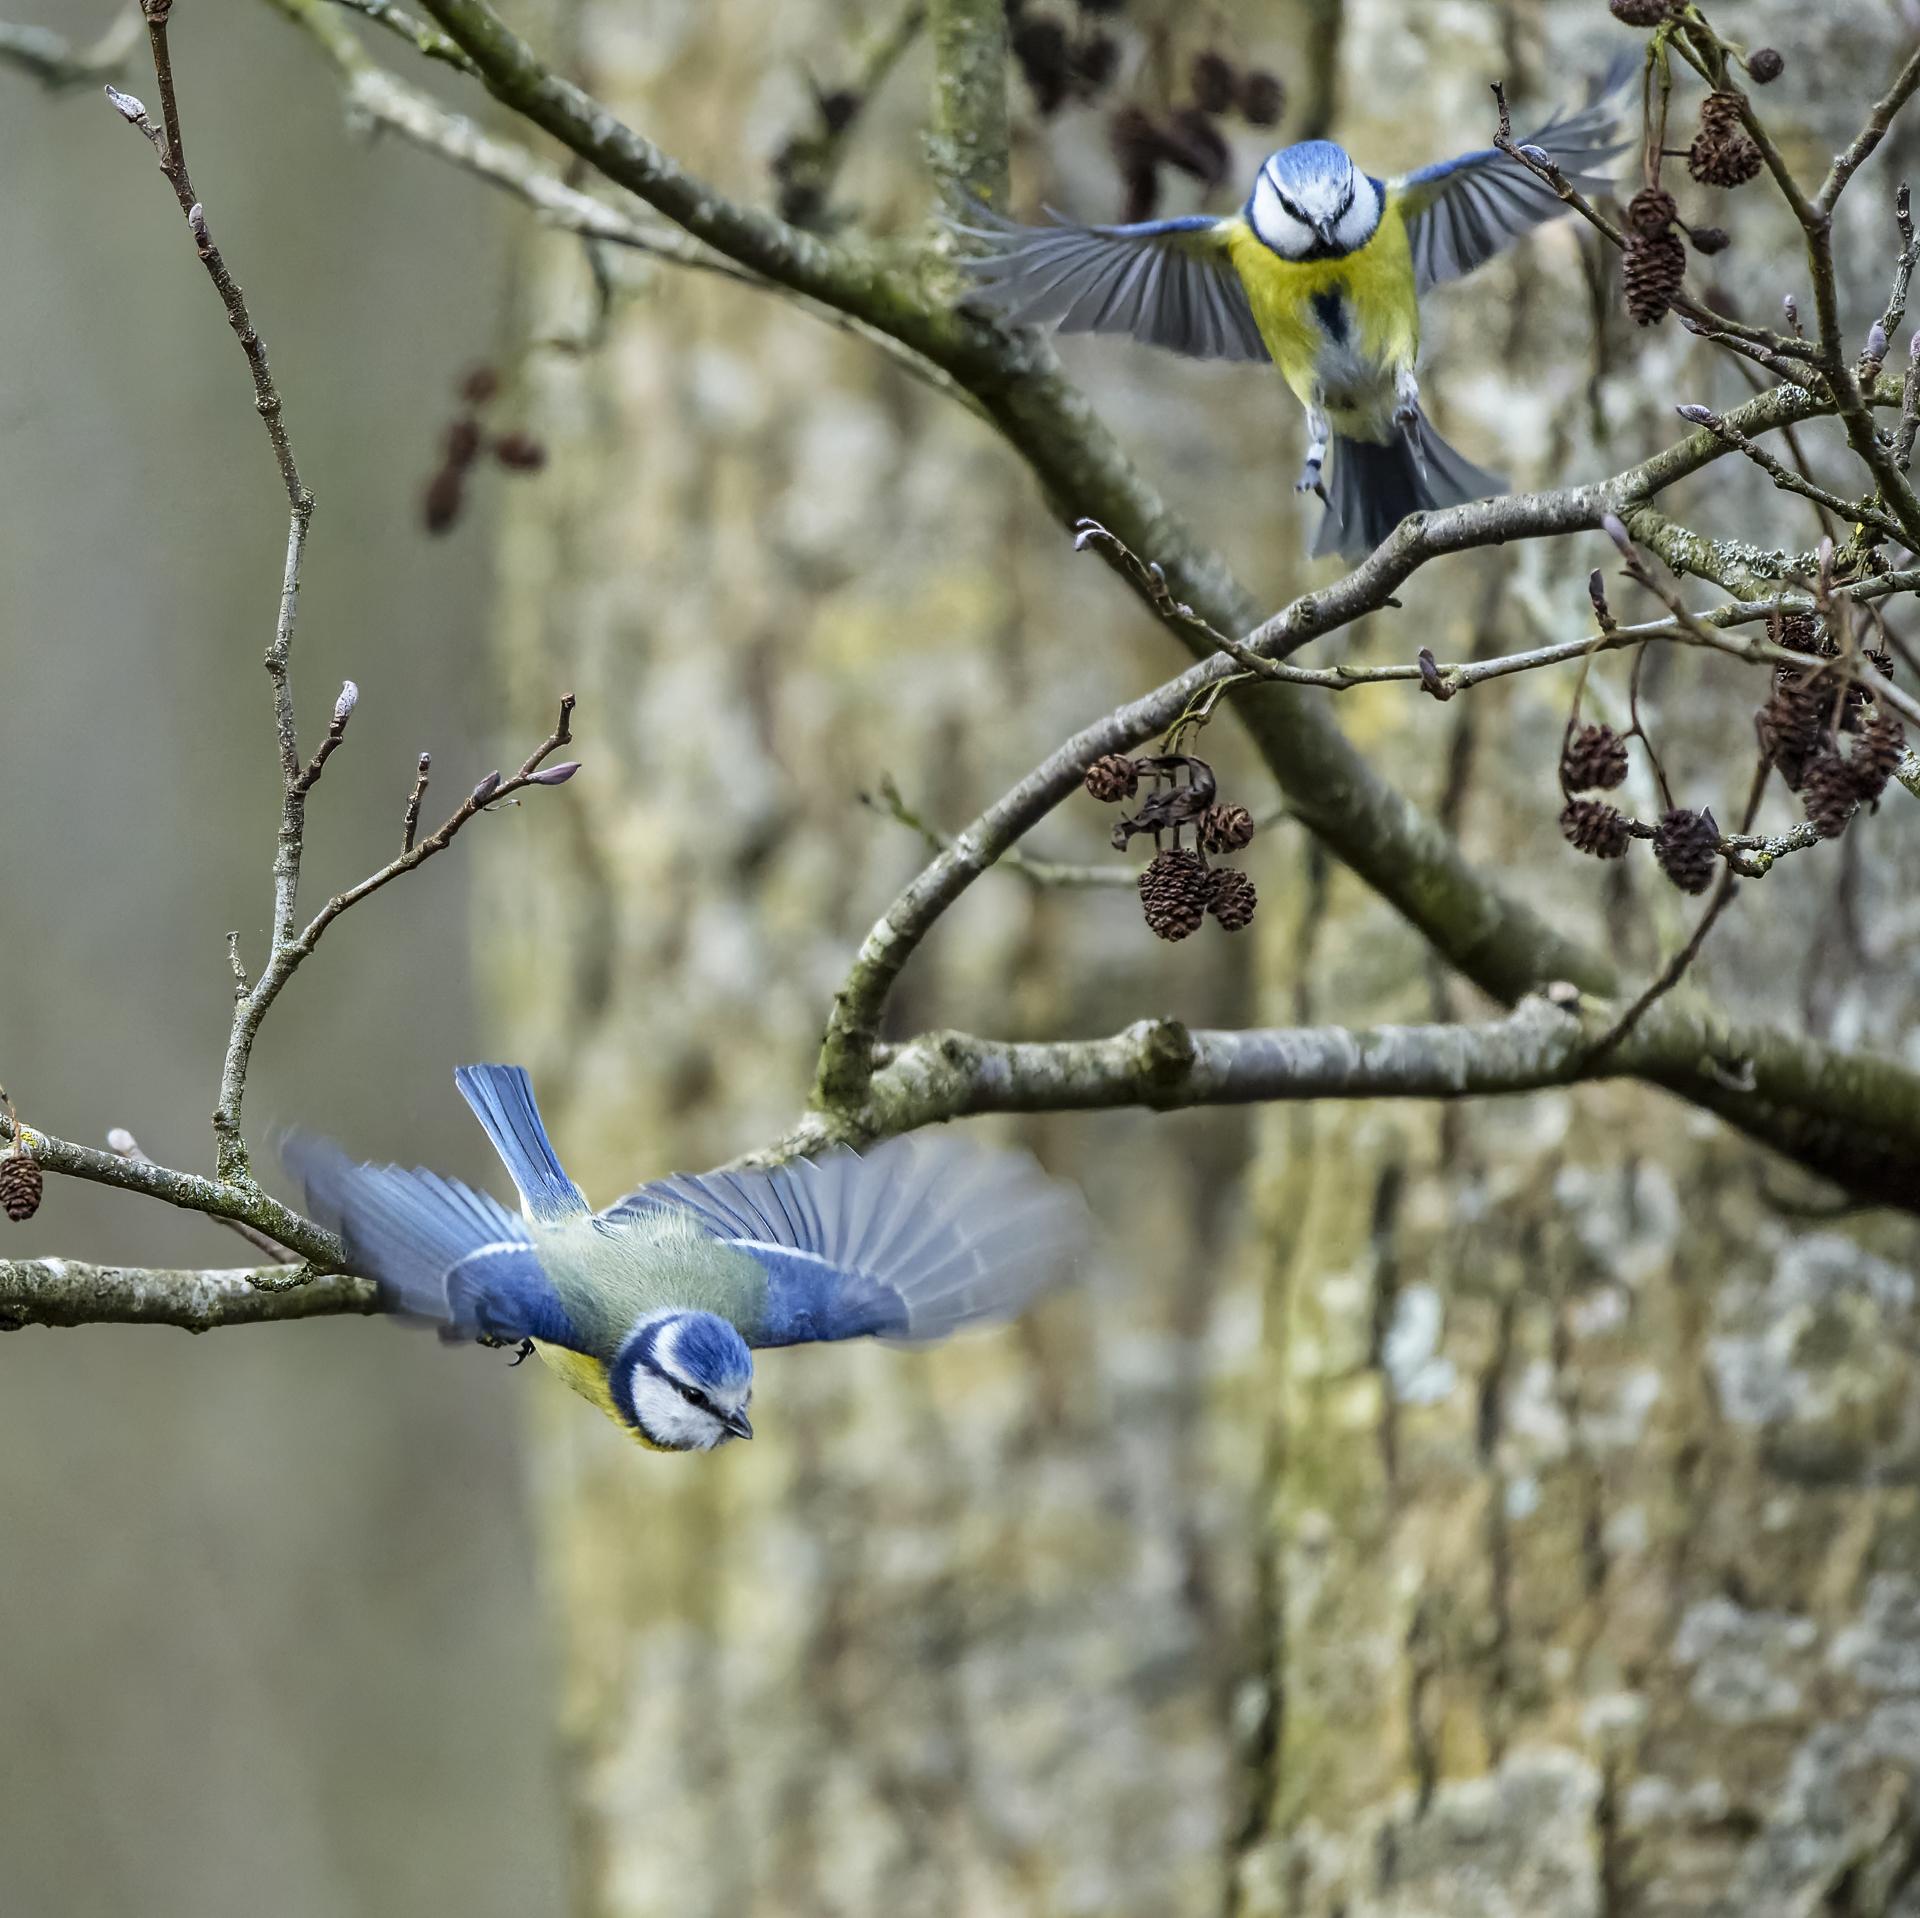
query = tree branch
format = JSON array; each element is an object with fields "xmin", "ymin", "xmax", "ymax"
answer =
[{"xmin": 0, "ymin": 1260, "xmax": 376, "ymax": 1331}]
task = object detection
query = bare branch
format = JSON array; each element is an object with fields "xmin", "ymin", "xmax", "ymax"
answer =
[{"xmin": 0, "ymin": 1259, "xmax": 375, "ymax": 1332}]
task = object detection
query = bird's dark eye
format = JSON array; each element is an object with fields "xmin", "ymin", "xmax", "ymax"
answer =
[{"xmin": 678, "ymin": 1384, "xmax": 704, "ymax": 1407}]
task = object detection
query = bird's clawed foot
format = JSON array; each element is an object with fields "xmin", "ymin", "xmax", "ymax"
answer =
[
  {"xmin": 1393, "ymin": 369, "xmax": 1421, "ymax": 433},
  {"xmin": 507, "ymin": 1338, "xmax": 535, "ymax": 1366},
  {"xmin": 1294, "ymin": 455, "xmax": 1324, "ymax": 496}
]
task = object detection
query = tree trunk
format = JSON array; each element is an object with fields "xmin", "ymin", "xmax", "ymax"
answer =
[{"xmin": 483, "ymin": 2, "xmax": 1920, "ymax": 1911}]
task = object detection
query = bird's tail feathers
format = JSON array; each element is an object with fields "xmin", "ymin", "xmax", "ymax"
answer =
[
  {"xmin": 1313, "ymin": 411, "xmax": 1505, "ymax": 562},
  {"xmin": 278, "ymin": 1130, "xmax": 540, "ymax": 1336},
  {"xmin": 453, "ymin": 1063, "xmax": 588, "ymax": 1222}
]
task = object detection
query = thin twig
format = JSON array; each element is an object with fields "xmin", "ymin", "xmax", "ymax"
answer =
[{"xmin": 402, "ymin": 752, "xmax": 432, "ymax": 853}]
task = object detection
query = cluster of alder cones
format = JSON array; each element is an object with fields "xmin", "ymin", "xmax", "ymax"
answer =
[
  {"xmin": 1084, "ymin": 751, "xmax": 1258, "ymax": 940},
  {"xmin": 1559, "ymin": 627, "xmax": 1907, "ymax": 889},
  {"xmin": 1610, "ymin": 2, "xmax": 1785, "ymax": 327},
  {"xmin": 1559, "ymin": 732, "xmax": 1722, "ymax": 894},
  {"xmin": 1756, "ymin": 614, "xmax": 1907, "ymax": 839},
  {"xmin": 1003, "ymin": 0, "xmax": 1284, "ymax": 221}
]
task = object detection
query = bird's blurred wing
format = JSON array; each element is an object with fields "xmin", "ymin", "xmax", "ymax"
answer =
[
  {"xmin": 281, "ymin": 1132, "xmax": 584, "ymax": 1349},
  {"xmin": 1393, "ymin": 60, "xmax": 1631, "ymax": 292},
  {"xmin": 603, "ymin": 1132, "xmax": 1091, "ymax": 1347},
  {"xmin": 955, "ymin": 204, "xmax": 1269, "ymax": 361}
]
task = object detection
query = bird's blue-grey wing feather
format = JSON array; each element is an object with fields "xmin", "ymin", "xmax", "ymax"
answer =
[
  {"xmin": 281, "ymin": 1132, "xmax": 584, "ymax": 1348},
  {"xmin": 956, "ymin": 204, "xmax": 1268, "ymax": 362},
  {"xmin": 603, "ymin": 1132, "xmax": 1090, "ymax": 1347},
  {"xmin": 1394, "ymin": 60, "xmax": 1631, "ymax": 292}
]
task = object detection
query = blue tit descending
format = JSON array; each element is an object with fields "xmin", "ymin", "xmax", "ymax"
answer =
[
  {"xmin": 960, "ymin": 65, "xmax": 1629, "ymax": 561},
  {"xmin": 282, "ymin": 1065, "xmax": 1089, "ymax": 1453}
]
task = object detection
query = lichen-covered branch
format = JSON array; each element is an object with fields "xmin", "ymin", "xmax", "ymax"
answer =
[{"xmin": 0, "ymin": 1259, "xmax": 376, "ymax": 1331}]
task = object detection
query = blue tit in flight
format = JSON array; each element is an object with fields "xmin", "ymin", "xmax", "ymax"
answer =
[
  {"xmin": 283, "ymin": 1065, "xmax": 1088, "ymax": 1452},
  {"xmin": 961, "ymin": 68, "xmax": 1629, "ymax": 560}
]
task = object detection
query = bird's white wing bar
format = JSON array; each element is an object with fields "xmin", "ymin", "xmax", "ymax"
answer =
[
  {"xmin": 606, "ymin": 1132, "xmax": 1092, "ymax": 1347},
  {"xmin": 956, "ymin": 204, "xmax": 1270, "ymax": 362},
  {"xmin": 1395, "ymin": 61, "xmax": 1632, "ymax": 293}
]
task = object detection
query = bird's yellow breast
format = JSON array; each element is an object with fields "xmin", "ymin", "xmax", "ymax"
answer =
[
  {"xmin": 1225, "ymin": 209, "xmax": 1421, "ymax": 413},
  {"xmin": 534, "ymin": 1340, "xmax": 665, "ymax": 1449}
]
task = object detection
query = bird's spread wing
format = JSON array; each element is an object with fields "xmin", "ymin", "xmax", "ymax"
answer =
[
  {"xmin": 1393, "ymin": 60, "xmax": 1631, "ymax": 293},
  {"xmin": 955, "ymin": 203, "xmax": 1269, "ymax": 362},
  {"xmin": 603, "ymin": 1132, "xmax": 1091, "ymax": 1348},
  {"xmin": 282, "ymin": 1132, "xmax": 584, "ymax": 1349}
]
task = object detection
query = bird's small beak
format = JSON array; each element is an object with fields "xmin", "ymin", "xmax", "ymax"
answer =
[
  {"xmin": 1314, "ymin": 217, "xmax": 1338, "ymax": 247},
  {"xmin": 723, "ymin": 1408, "xmax": 754, "ymax": 1441}
]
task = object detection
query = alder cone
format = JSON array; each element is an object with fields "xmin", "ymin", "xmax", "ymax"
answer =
[
  {"xmin": 1609, "ymin": 0, "xmax": 1674, "ymax": 22},
  {"xmin": 1624, "ymin": 229, "xmax": 1687, "ymax": 325},
  {"xmin": 1802, "ymin": 749, "xmax": 1858, "ymax": 839},
  {"xmin": 1652, "ymin": 807, "xmax": 1718, "ymax": 893},
  {"xmin": 1560, "ymin": 799, "xmax": 1632, "ymax": 860},
  {"xmin": 1207, "ymin": 866, "xmax": 1257, "ymax": 931},
  {"xmin": 1200, "ymin": 803, "xmax": 1256, "ymax": 853},
  {"xmin": 1138, "ymin": 848, "xmax": 1209, "ymax": 941},
  {"xmin": 0, "ymin": 1153, "xmax": 42, "ymax": 1223},
  {"xmin": 1084, "ymin": 752, "xmax": 1139, "ymax": 803},
  {"xmin": 1560, "ymin": 723, "xmax": 1630, "ymax": 793},
  {"xmin": 1850, "ymin": 711, "xmax": 1907, "ymax": 804}
]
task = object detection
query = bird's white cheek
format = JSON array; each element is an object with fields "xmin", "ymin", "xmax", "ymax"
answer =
[{"xmin": 1250, "ymin": 177, "xmax": 1313, "ymax": 258}]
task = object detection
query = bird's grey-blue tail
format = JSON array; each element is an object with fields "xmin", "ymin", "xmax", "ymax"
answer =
[
  {"xmin": 453, "ymin": 1063, "xmax": 588, "ymax": 1221},
  {"xmin": 280, "ymin": 1131, "xmax": 576, "ymax": 1345},
  {"xmin": 1314, "ymin": 410, "xmax": 1504, "ymax": 562}
]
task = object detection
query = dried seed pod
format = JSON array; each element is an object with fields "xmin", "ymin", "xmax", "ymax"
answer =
[
  {"xmin": 1069, "ymin": 29, "xmax": 1120, "ymax": 96},
  {"xmin": 1189, "ymin": 49, "xmax": 1238, "ymax": 115},
  {"xmin": 0, "ymin": 1151, "xmax": 42, "ymax": 1224},
  {"xmin": 1609, "ymin": 0, "xmax": 1674, "ymax": 22},
  {"xmin": 1138, "ymin": 848, "xmax": 1210, "ymax": 942},
  {"xmin": 1801, "ymin": 748, "xmax": 1858, "ymax": 838},
  {"xmin": 1207, "ymin": 865, "xmax": 1258, "ymax": 931},
  {"xmin": 1689, "ymin": 225, "xmax": 1731, "ymax": 255},
  {"xmin": 1560, "ymin": 722, "xmax": 1630, "ymax": 792},
  {"xmin": 1237, "ymin": 69, "xmax": 1285, "ymax": 127},
  {"xmin": 815, "ymin": 87, "xmax": 862, "ymax": 134},
  {"xmin": 422, "ymin": 463, "xmax": 466, "ymax": 535},
  {"xmin": 1689, "ymin": 130, "xmax": 1763, "ymax": 188},
  {"xmin": 459, "ymin": 364, "xmax": 501, "ymax": 406},
  {"xmin": 1868, "ymin": 646, "xmax": 1896, "ymax": 680},
  {"xmin": 1623, "ymin": 228, "xmax": 1687, "ymax": 325},
  {"xmin": 1772, "ymin": 610, "xmax": 1825, "ymax": 656},
  {"xmin": 1756, "ymin": 679, "xmax": 1826, "ymax": 790},
  {"xmin": 445, "ymin": 415, "xmax": 483, "ymax": 467},
  {"xmin": 1689, "ymin": 98, "xmax": 1762, "ymax": 188},
  {"xmin": 1626, "ymin": 187, "xmax": 1678, "ymax": 236},
  {"xmin": 1199, "ymin": 802, "xmax": 1256, "ymax": 853},
  {"xmin": 492, "ymin": 431, "xmax": 549, "ymax": 472},
  {"xmin": 1109, "ymin": 102, "xmax": 1167, "ymax": 171},
  {"xmin": 1084, "ymin": 752, "xmax": 1140, "ymax": 803},
  {"xmin": 1652, "ymin": 807, "xmax": 1718, "ymax": 892},
  {"xmin": 1011, "ymin": 15, "xmax": 1072, "ymax": 115},
  {"xmin": 1849, "ymin": 710, "xmax": 1907, "ymax": 804},
  {"xmin": 1747, "ymin": 48, "xmax": 1785, "ymax": 85},
  {"xmin": 1560, "ymin": 798, "xmax": 1632, "ymax": 860},
  {"xmin": 1160, "ymin": 106, "xmax": 1233, "ymax": 189}
]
